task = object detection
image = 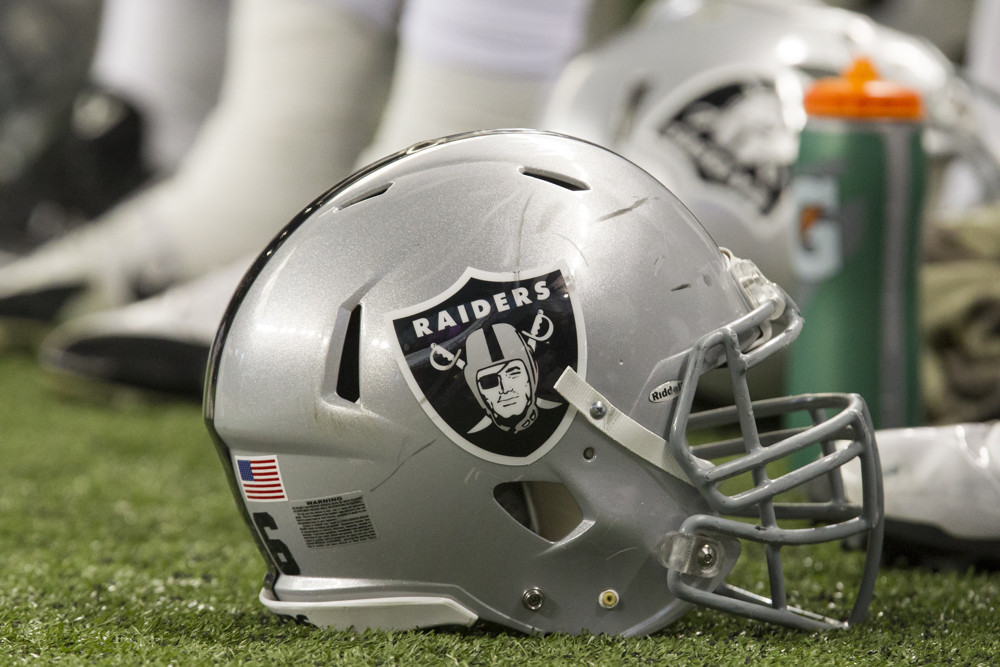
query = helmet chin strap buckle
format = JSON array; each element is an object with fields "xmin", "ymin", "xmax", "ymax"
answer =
[
  {"xmin": 658, "ymin": 531, "xmax": 730, "ymax": 579},
  {"xmin": 722, "ymin": 248, "xmax": 785, "ymax": 317},
  {"xmin": 721, "ymin": 247, "xmax": 786, "ymax": 346}
]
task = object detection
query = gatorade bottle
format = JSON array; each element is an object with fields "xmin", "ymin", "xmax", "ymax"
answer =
[{"xmin": 787, "ymin": 57, "xmax": 927, "ymax": 436}]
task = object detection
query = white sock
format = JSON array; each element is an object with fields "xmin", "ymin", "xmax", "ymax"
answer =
[
  {"xmin": 140, "ymin": 0, "xmax": 398, "ymax": 281},
  {"xmin": 90, "ymin": 0, "xmax": 230, "ymax": 174},
  {"xmin": 358, "ymin": 0, "xmax": 593, "ymax": 164},
  {"xmin": 0, "ymin": 0, "xmax": 399, "ymax": 315}
]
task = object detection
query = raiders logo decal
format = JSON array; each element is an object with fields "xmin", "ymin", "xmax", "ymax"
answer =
[
  {"xmin": 387, "ymin": 265, "xmax": 586, "ymax": 465},
  {"xmin": 658, "ymin": 79, "xmax": 791, "ymax": 216}
]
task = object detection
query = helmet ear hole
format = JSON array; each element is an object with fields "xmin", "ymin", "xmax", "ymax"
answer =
[{"xmin": 493, "ymin": 481, "xmax": 584, "ymax": 541}]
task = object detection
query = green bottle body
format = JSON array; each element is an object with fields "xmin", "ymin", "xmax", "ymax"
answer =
[{"xmin": 787, "ymin": 117, "xmax": 926, "ymax": 445}]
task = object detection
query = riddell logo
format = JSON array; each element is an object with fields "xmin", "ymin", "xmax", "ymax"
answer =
[{"xmin": 649, "ymin": 380, "xmax": 683, "ymax": 403}]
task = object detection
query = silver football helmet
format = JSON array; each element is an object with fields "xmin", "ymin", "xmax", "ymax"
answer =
[
  {"xmin": 542, "ymin": 0, "xmax": 1000, "ymax": 292},
  {"xmin": 205, "ymin": 130, "xmax": 883, "ymax": 635}
]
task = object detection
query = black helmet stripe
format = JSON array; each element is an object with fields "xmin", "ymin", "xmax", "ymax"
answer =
[{"xmin": 484, "ymin": 324, "xmax": 504, "ymax": 363}]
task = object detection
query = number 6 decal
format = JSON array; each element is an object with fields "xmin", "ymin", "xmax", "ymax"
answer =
[{"xmin": 253, "ymin": 512, "xmax": 301, "ymax": 575}]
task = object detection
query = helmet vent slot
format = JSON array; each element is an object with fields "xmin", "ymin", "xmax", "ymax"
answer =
[
  {"xmin": 494, "ymin": 481, "xmax": 583, "ymax": 542},
  {"xmin": 336, "ymin": 304, "xmax": 363, "ymax": 402},
  {"xmin": 519, "ymin": 167, "xmax": 590, "ymax": 192},
  {"xmin": 339, "ymin": 183, "xmax": 392, "ymax": 210}
]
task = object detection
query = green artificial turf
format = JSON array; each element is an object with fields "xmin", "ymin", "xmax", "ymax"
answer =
[{"xmin": 1, "ymin": 350, "xmax": 998, "ymax": 665}]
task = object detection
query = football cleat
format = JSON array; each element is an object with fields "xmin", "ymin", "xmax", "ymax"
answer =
[
  {"xmin": 0, "ymin": 87, "xmax": 151, "ymax": 259},
  {"xmin": 38, "ymin": 257, "xmax": 251, "ymax": 401},
  {"xmin": 0, "ymin": 0, "xmax": 116, "ymax": 257},
  {"xmin": 842, "ymin": 422, "xmax": 1000, "ymax": 571},
  {"xmin": 0, "ymin": 186, "xmax": 179, "ymax": 350}
]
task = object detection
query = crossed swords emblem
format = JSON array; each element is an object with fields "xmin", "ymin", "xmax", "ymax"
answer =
[{"xmin": 427, "ymin": 309, "xmax": 554, "ymax": 372}]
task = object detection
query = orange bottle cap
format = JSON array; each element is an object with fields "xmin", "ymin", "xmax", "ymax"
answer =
[{"xmin": 803, "ymin": 57, "xmax": 924, "ymax": 121}]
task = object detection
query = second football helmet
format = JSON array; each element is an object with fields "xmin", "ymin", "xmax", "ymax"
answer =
[
  {"xmin": 542, "ymin": 0, "xmax": 1000, "ymax": 292},
  {"xmin": 205, "ymin": 130, "xmax": 883, "ymax": 635}
]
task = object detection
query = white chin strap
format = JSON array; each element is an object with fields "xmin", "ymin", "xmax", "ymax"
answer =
[
  {"xmin": 554, "ymin": 367, "xmax": 691, "ymax": 484},
  {"xmin": 260, "ymin": 588, "xmax": 478, "ymax": 631}
]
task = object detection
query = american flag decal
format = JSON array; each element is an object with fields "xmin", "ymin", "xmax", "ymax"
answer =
[{"xmin": 235, "ymin": 455, "xmax": 287, "ymax": 502}]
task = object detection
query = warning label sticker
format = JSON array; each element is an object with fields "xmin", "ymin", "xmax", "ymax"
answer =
[{"xmin": 291, "ymin": 492, "xmax": 377, "ymax": 548}]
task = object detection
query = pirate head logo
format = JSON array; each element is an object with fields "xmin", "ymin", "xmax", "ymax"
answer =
[
  {"xmin": 657, "ymin": 78, "xmax": 795, "ymax": 216},
  {"xmin": 464, "ymin": 315, "xmax": 554, "ymax": 434},
  {"xmin": 388, "ymin": 265, "xmax": 585, "ymax": 464}
]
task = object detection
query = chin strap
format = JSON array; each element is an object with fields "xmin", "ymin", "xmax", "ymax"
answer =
[{"xmin": 554, "ymin": 367, "xmax": 691, "ymax": 484}]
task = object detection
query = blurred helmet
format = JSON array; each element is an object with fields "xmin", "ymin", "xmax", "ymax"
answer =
[
  {"xmin": 542, "ymin": 0, "xmax": 1000, "ymax": 292},
  {"xmin": 205, "ymin": 129, "xmax": 883, "ymax": 635}
]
